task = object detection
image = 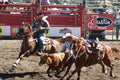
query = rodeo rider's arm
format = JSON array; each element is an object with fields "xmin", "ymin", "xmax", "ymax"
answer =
[
  {"xmin": 41, "ymin": 16, "xmax": 50, "ymax": 30},
  {"xmin": 61, "ymin": 43, "xmax": 66, "ymax": 52}
]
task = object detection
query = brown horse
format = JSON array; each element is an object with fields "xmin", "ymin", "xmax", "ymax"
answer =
[
  {"xmin": 66, "ymin": 37, "xmax": 120, "ymax": 80},
  {"xmin": 9, "ymin": 23, "xmax": 60, "ymax": 72}
]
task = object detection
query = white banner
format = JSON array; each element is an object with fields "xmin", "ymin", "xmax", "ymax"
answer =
[
  {"xmin": 3, "ymin": 26, "xmax": 10, "ymax": 36},
  {"xmin": 49, "ymin": 27, "xmax": 81, "ymax": 37}
]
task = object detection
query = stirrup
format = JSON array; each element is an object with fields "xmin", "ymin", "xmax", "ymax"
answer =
[
  {"xmin": 37, "ymin": 50, "xmax": 43, "ymax": 54},
  {"xmin": 39, "ymin": 51, "xmax": 44, "ymax": 53}
]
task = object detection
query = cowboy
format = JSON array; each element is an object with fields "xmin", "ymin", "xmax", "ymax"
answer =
[
  {"xmin": 61, "ymin": 33, "xmax": 77, "ymax": 62},
  {"xmin": 32, "ymin": 12, "xmax": 50, "ymax": 53},
  {"xmin": 41, "ymin": 0, "xmax": 50, "ymax": 5},
  {"xmin": 85, "ymin": 38, "xmax": 104, "ymax": 60}
]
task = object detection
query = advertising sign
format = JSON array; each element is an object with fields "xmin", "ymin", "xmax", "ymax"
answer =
[
  {"xmin": 0, "ymin": 26, "xmax": 2, "ymax": 36},
  {"xmin": 3, "ymin": 26, "xmax": 10, "ymax": 36},
  {"xmin": 0, "ymin": 26, "xmax": 10, "ymax": 36},
  {"xmin": 49, "ymin": 27, "xmax": 81, "ymax": 37},
  {"xmin": 87, "ymin": 14, "xmax": 114, "ymax": 30}
]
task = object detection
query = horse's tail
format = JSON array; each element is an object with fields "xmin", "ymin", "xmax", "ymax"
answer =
[
  {"xmin": 111, "ymin": 47, "xmax": 120, "ymax": 59},
  {"xmin": 112, "ymin": 47, "xmax": 120, "ymax": 54}
]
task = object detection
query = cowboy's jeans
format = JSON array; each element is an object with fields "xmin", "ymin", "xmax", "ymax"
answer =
[{"xmin": 38, "ymin": 33, "xmax": 45, "ymax": 52}]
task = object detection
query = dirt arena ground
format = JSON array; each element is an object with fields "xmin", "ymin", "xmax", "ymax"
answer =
[{"xmin": 0, "ymin": 40, "xmax": 120, "ymax": 80}]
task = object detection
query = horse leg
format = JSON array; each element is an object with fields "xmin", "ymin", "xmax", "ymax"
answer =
[
  {"xmin": 103, "ymin": 58, "xmax": 115, "ymax": 77},
  {"xmin": 9, "ymin": 52, "xmax": 26, "ymax": 72},
  {"xmin": 99, "ymin": 61, "xmax": 108, "ymax": 74},
  {"xmin": 66, "ymin": 67, "xmax": 79, "ymax": 80},
  {"xmin": 60, "ymin": 64, "xmax": 72, "ymax": 80},
  {"xmin": 110, "ymin": 66, "xmax": 114, "ymax": 77},
  {"xmin": 46, "ymin": 67, "xmax": 52, "ymax": 77},
  {"xmin": 9, "ymin": 58, "xmax": 21, "ymax": 72},
  {"xmin": 77, "ymin": 69, "xmax": 81, "ymax": 80}
]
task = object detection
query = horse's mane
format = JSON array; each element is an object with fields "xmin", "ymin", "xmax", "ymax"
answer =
[
  {"xmin": 25, "ymin": 23, "xmax": 31, "ymax": 28},
  {"xmin": 23, "ymin": 23, "xmax": 32, "ymax": 32},
  {"xmin": 76, "ymin": 37, "xmax": 87, "ymax": 46}
]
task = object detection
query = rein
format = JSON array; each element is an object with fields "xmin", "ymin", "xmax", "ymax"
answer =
[
  {"xmin": 22, "ymin": 33, "xmax": 34, "ymax": 39},
  {"xmin": 28, "ymin": 38, "xmax": 37, "ymax": 43},
  {"xmin": 21, "ymin": 31, "xmax": 37, "ymax": 44},
  {"xmin": 74, "ymin": 46, "xmax": 86, "ymax": 59}
]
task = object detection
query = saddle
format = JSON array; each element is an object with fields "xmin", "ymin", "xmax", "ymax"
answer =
[
  {"xmin": 43, "ymin": 38, "xmax": 51, "ymax": 45},
  {"xmin": 85, "ymin": 39, "xmax": 103, "ymax": 53},
  {"xmin": 86, "ymin": 39, "xmax": 94, "ymax": 47}
]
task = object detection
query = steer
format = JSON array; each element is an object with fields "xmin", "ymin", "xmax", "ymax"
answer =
[{"xmin": 39, "ymin": 52, "xmax": 73, "ymax": 78}]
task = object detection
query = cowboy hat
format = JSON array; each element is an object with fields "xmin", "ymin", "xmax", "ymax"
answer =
[
  {"xmin": 36, "ymin": 12, "xmax": 44, "ymax": 16},
  {"xmin": 63, "ymin": 33, "xmax": 73, "ymax": 38}
]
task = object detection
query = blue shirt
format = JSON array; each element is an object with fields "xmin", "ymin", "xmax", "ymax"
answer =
[{"xmin": 61, "ymin": 41, "xmax": 73, "ymax": 53}]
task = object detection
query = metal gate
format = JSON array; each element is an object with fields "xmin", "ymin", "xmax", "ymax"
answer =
[
  {"xmin": 42, "ymin": 5, "xmax": 85, "ymax": 37},
  {"xmin": 0, "ymin": 3, "xmax": 39, "ymax": 37}
]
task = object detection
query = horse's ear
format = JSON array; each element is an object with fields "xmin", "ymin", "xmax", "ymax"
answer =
[{"xmin": 44, "ymin": 53, "xmax": 49, "ymax": 56}]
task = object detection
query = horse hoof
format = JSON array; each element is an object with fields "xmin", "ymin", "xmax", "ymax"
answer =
[
  {"xmin": 77, "ymin": 77, "xmax": 80, "ymax": 80},
  {"xmin": 66, "ymin": 76, "xmax": 70, "ymax": 80},
  {"xmin": 110, "ymin": 74, "xmax": 115, "ymax": 78},
  {"xmin": 60, "ymin": 77, "xmax": 63, "ymax": 80},
  {"xmin": 48, "ymin": 75, "xmax": 52, "ymax": 77},
  {"xmin": 56, "ymin": 76, "xmax": 61, "ymax": 78},
  {"xmin": 102, "ymin": 70, "xmax": 108, "ymax": 74},
  {"xmin": 9, "ymin": 66, "xmax": 16, "ymax": 72},
  {"xmin": 104, "ymin": 71, "xmax": 108, "ymax": 74},
  {"xmin": 102, "ymin": 68, "xmax": 107, "ymax": 74}
]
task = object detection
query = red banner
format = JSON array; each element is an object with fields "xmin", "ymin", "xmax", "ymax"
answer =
[{"xmin": 87, "ymin": 14, "xmax": 114, "ymax": 30}]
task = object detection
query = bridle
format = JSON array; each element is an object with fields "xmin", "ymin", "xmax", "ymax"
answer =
[
  {"xmin": 73, "ymin": 40, "xmax": 87, "ymax": 59},
  {"xmin": 18, "ymin": 26, "xmax": 37, "ymax": 43},
  {"xmin": 74, "ymin": 45, "xmax": 87, "ymax": 59}
]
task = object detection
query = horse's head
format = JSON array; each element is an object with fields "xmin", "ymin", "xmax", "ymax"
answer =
[
  {"xmin": 72, "ymin": 37, "xmax": 87, "ymax": 53},
  {"xmin": 16, "ymin": 23, "xmax": 32, "ymax": 37}
]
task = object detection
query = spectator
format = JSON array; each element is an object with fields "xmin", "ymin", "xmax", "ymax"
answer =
[
  {"xmin": 32, "ymin": 0, "xmax": 50, "ymax": 5},
  {"xmin": 115, "ymin": 10, "xmax": 120, "ymax": 40},
  {"xmin": 42, "ymin": 0, "xmax": 50, "ymax": 5},
  {"xmin": 0, "ymin": 0, "xmax": 11, "ymax": 10},
  {"xmin": 2, "ymin": 0, "xmax": 11, "ymax": 4}
]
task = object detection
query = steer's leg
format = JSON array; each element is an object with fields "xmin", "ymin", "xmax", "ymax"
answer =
[{"xmin": 47, "ymin": 67, "xmax": 52, "ymax": 77}]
